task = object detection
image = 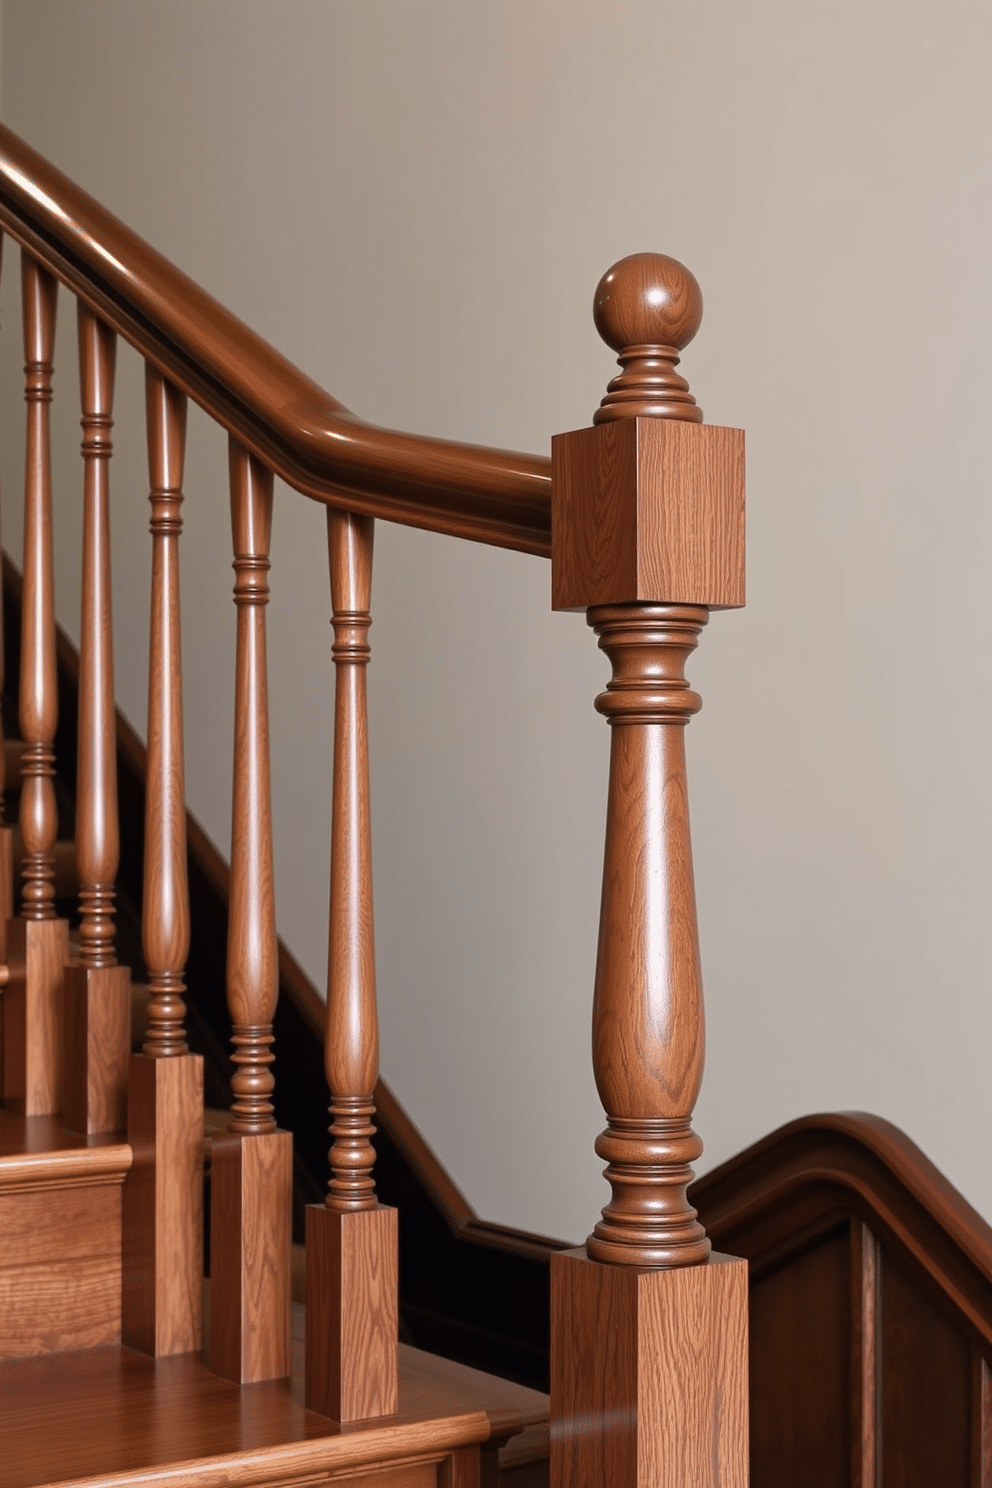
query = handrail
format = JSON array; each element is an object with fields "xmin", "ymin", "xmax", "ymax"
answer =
[{"xmin": 0, "ymin": 125, "xmax": 551, "ymax": 556}]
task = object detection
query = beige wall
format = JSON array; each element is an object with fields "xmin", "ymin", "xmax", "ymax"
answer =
[{"xmin": 2, "ymin": 0, "xmax": 991, "ymax": 1244}]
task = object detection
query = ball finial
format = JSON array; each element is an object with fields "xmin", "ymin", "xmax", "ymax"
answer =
[{"xmin": 592, "ymin": 253, "xmax": 704, "ymax": 424}]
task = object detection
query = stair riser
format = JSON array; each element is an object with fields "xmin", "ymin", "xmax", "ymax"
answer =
[{"xmin": 0, "ymin": 1181, "xmax": 122, "ymax": 1355}]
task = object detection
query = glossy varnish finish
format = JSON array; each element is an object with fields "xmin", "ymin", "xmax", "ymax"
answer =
[
  {"xmin": 0, "ymin": 125, "xmax": 550, "ymax": 556},
  {"xmin": 210, "ymin": 440, "xmax": 291, "ymax": 1385},
  {"xmin": 62, "ymin": 304, "xmax": 129, "ymax": 1134},
  {"xmin": 18, "ymin": 250, "xmax": 59, "ymax": 921},
  {"xmin": 122, "ymin": 363, "xmax": 203, "ymax": 1358},
  {"xmin": 0, "ymin": 231, "xmax": 11, "ymax": 960},
  {"xmin": 306, "ymin": 508, "xmax": 398, "ymax": 1421}
]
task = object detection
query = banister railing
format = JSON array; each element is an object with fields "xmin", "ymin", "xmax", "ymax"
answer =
[
  {"xmin": 0, "ymin": 124, "xmax": 550, "ymax": 554},
  {"xmin": 0, "ymin": 121, "xmax": 746, "ymax": 1486}
]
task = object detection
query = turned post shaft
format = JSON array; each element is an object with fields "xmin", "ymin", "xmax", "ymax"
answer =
[
  {"xmin": 227, "ymin": 439, "xmax": 278, "ymax": 1134},
  {"xmin": 141, "ymin": 366, "xmax": 190, "ymax": 1056},
  {"xmin": 325, "ymin": 509, "xmax": 379, "ymax": 1211},
  {"xmin": 76, "ymin": 306, "xmax": 119, "ymax": 967},
  {"xmin": 19, "ymin": 252, "xmax": 59, "ymax": 920}
]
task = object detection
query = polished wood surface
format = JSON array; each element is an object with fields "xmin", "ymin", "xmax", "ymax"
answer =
[
  {"xmin": 306, "ymin": 1202, "xmax": 400, "ymax": 1421},
  {"xmin": 122, "ymin": 1050, "xmax": 204, "ymax": 1357},
  {"xmin": 551, "ymin": 419, "xmax": 745, "ymax": 610},
  {"xmin": 2, "ymin": 917, "xmax": 68, "ymax": 1114},
  {"xmin": 75, "ymin": 304, "xmax": 120, "ymax": 965},
  {"xmin": 210, "ymin": 1127, "xmax": 292, "ymax": 1384},
  {"xmin": 591, "ymin": 252, "xmax": 704, "ymax": 424},
  {"xmin": 226, "ymin": 440, "xmax": 277, "ymax": 1134},
  {"xmin": 307, "ymin": 508, "xmax": 398, "ymax": 1419},
  {"xmin": 0, "ymin": 125, "xmax": 550, "ymax": 556},
  {"xmin": 325, "ymin": 508, "xmax": 380, "ymax": 1212},
  {"xmin": 585, "ymin": 602, "xmax": 711, "ymax": 1267},
  {"xmin": 0, "ymin": 1337, "xmax": 545, "ymax": 1488},
  {"xmin": 142, "ymin": 365, "xmax": 191, "ymax": 1057},
  {"xmin": 61, "ymin": 961, "xmax": 129, "ymax": 1133},
  {"xmin": 0, "ymin": 1106, "xmax": 131, "ymax": 1184},
  {"xmin": 18, "ymin": 251, "xmax": 59, "ymax": 919},
  {"xmin": 551, "ymin": 1248, "xmax": 748, "ymax": 1488}
]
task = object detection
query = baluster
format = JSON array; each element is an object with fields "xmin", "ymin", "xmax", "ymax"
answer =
[
  {"xmin": 62, "ymin": 306, "xmax": 129, "ymax": 1134},
  {"xmin": 121, "ymin": 364, "xmax": 203, "ymax": 1358},
  {"xmin": 210, "ymin": 439, "xmax": 290, "ymax": 1384},
  {"xmin": 2, "ymin": 252, "xmax": 69, "ymax": 1115},
  {"xmin": 306, "ymin": 508, "xmax": 398, "ymax": 1421},
  {"xmin": 549, "ymin": 256, "xmax": 748, "ymax": 1488}
]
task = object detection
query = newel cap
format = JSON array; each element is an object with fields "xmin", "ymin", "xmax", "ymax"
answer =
[{"xmin": 551, "ymin": 252, "xmax": 745, "ymax": 611}]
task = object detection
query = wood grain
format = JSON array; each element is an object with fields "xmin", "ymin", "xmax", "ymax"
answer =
[
  {"xmin": 122, "ymin": 1049, "xmax": 204, "ymax": 1356},
  {"xmin": 0, "ymin": 1108, "xmax": 130, "ymax": 1189},
  {"xmin": 0, "ymin": 124, "xmax": 551, "ymax": 557},
  {"xmin": 551, "ymin": 1247, "xmax": 748, "ymax": 1488},
  {"xmin": 325, "ymin": 508, "xmax": 380, "ymax": 1210},
  {"xmin": 551, "ymin": 419, "xmax": 745, "ymax": 611},
  {"xmin": 851, "ymin": 1221, "xmax": 880, "ymax": 1488},
  {"xmin": 18, "ymin": 250, "xmax": 59, "ymax": 918},
  {"xmin": 0, "ymin": 1181, "xmax": 121, "ymax": 1355},
  {"xmin": 591, "ymin": 252, "xmax": 703, "ymax": 424},
  {"xmin": 75, "ymin": 303, "xmax": 120, "ymax": 967},
  {"xmin": 0, "ymin": 1341, "xmax": 541, "ymax": 1488},
  {"xmin": 306, "ymin": 1202, "xmax": 400, "ymax": 1421},
  {"xmin": 142, "ymin": 364, "xmax": 191, "ymax": 1056},
  {"xmin": 61, "ymin": 961, "xmax": 130, "ymax": 1134},
  {"xmin": 584, "ymin": 603, "xmax": 711, "ymax": 1267},
  {"xmin": 227, "ymin": 439, "xmax": 277, "ymax": 1133},
  {"xmin": 210, "ymin": 1127, "xmax": 292, "ymax": 1384},
  {"xmin": 2, "ymin": 916, "xmax": 68, "ymax": 1114},
  {"xmin": 973, "ymin": 1355, "xmax": 992, "ymax": 1488}
]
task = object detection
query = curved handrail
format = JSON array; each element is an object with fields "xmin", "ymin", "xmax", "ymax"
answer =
[{"xmin": 0, "ymin": 125, "xmax": 551, "ymax": 556}]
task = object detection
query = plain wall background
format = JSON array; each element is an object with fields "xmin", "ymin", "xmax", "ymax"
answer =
[{"xmin": 1, "ymin": 0, "xmax": 990, "ymax": 1245}]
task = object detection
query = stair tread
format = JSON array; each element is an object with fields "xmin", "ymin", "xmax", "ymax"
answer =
[
  {"xmin": 0, "ymin": 1110, "xmax": 131, "ymax": 1192},
  {"xmin": 0, "ymin": 1329, "xmax": 549, "ymax": 1488}
]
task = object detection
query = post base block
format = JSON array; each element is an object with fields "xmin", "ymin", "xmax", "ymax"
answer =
[
  {"xmin": 62, "ymin": 962, "xmax": 130, "ymax": 1134},
  {"xmin": 551, "ymin": 1248, "xmax": 748, "ymax": 1488},
  {"xmin": 2, "ymin": 916, "xmax": 69, "ymax": 1114},
  {"xmin": 305, "ymin": 1202, "xmax": 399, "ymax": 1421},
  {"xmin": 122, "ymin": 1051, "xmax": 204, "ymax": 1356},
  {"xmin": 210, "ymin": 1127, "xmax": 292, "ymax": 1383}
]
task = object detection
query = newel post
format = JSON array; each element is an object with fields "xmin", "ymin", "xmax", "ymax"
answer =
[{"xmin": 550, "ymin": 255, "xmax": 748, "ymax": 1488}]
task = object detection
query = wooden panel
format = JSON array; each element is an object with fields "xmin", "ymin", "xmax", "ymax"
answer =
[
  {"xmin": 2, "ymin": 916, "xmax": 68, "ymax": 1114},
  {"xmin": 974, "ymin": 1356, "xmax": 992, "ymax": 1488},
  {"xmin": 211, "ymin": 1127, "xmax": 292, "ymax": 1384},
  {"xmin": 62, "ymin": 961, "xmax": 130, "ymax": 1134},
  {"xmin": 306, "ymin": 1202, "xmax": 400, "ymax": 1421},
  {"xmin": 749, "ymin": 1226, "xmax": 851, "ymax": 1488},
  {"xmin": 882, "ymin": 1246, "xmax": 971, "ymax": 1488},
  {"xmin": 551, "ymin": 1248, "xmax": 747, "ymax": 1488},
  {"xmin": 851, "ymin": 1221, "xmax": 881, "ymax": 1488},
  {"xmin": 0, "ymin": 1181, "xmax": 120, "ymax": 1354},
  {"xmin": 122, "ymin": 1050, "xmax": 204, "ymax": 1356}
]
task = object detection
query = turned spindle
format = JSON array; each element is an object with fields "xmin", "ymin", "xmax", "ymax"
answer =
[
  {"xmin": 75, "ymin": 305, "xmax": 119, "ymax": 967},
  {"xmin": 305, "ymin": 508, "xmax": 397, "ymax": 1422},
  {"xmin": 62, "ymin": 306, "xmax": 129, "ymax": 1134},
  {"xmin": 226, "ymin": 441, "xmax": 278, "ymax": 1134},
  {"xmin": 141, "ymin": 367, "xmax": 190, "ymax": 1056},
  {"xmin": 325, "ymin": 508, "xmax": 379, "ymax": 1212},
  {"xmin": 210, "ymin": 440, "xmax": 290, "ymax": 1386},
  {"xmin": 3, "ymin": 253, "xmax": 69, "ymax": 1117},
  {"xmin": 19, "ymin": 253, "xmax": 59, "ymax": 920},
  {"xmin": 550, "ymin": 255, "xmax": 747, "ymax": 1488},
  {"xmin": 122, "ymin": 364, "xmax": 202, "ymax": 1359}
]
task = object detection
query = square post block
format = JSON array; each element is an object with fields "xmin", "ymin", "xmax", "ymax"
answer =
[
  {"xmin": 2, "ymin": 917, "xmax": 69, "ymax": 1114},
  {"xmin": 305, "ymin": 1202, "xmax": 399, "ymax": 1421},
  {"xmin": 551, "ymin": 418, "xmax": 745, "ymax": 611},
  {"xmin": 551, "ymin": 1248, "xmax": 748, "ymax": 1488},
  {"xmin": 62, "ymin": 963, "xmax": 130, "ymax": 1134},
  {"xmin": 210, "ymin": 1127, "xmax": 292, "ymax": 1384},
  {"xmin": 122, "ymin": 1050, "xmax": 204, "ymax": 1356}
]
